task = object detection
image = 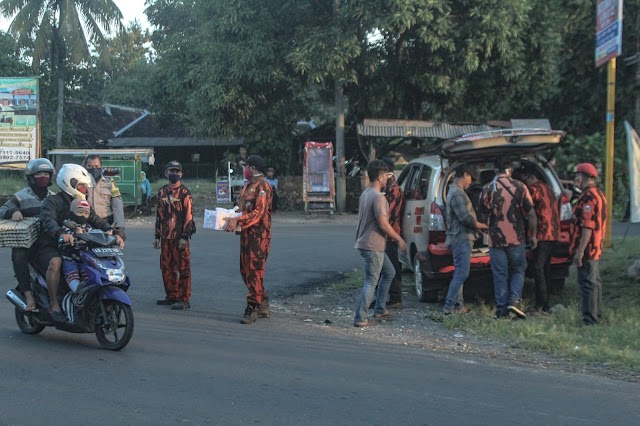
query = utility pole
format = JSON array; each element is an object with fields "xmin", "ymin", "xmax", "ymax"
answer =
[{"xmin": 334, "ymin": 0, "xmax": 346, "ymax": 213}]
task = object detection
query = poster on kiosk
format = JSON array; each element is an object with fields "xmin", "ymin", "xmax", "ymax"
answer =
[{"xmin": 303, "ymin": 141, "xmax": 335, "ymax": 213}]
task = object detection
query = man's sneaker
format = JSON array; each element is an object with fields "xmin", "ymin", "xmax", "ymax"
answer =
[
  {"xmin": 171, "ymin": 301, "xmax": 190, "ymax": 310},
  {"xmin": 508, "ymin": 304, "xmax": 527, "ymax": 319},
  {"xmin": 256, "ymin": 300, "xmax": 270, "ymax": 318},
  {"xmin": 157, "ymin": 298, "xmax": 178, "ymax": 305},
  {"xmin": 241, "ymin": 305, "xmax": 258, "ymax": 324},
  {"xmin": 387, "ymin": 301, "xmax": 403, "ymax": 309},
  {"xmin": 354, "ymin": 320, "xmax": 375, "ymax": 327}
]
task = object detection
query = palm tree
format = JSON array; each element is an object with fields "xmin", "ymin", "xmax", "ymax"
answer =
[{"xmin": 0, "ymin": 0, "xmax": 123, "ymax": 147}]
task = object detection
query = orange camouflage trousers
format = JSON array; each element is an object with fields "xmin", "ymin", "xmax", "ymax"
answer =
[
  {"xmin": 160, "ymin": 239, "xmax": 191, "ymax": 302},
  {"xmin": 240, "ymin": 234, "xmax": 270, "ymax": 305}
]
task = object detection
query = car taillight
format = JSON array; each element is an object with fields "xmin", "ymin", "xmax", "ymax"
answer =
[
  {"xmin": 429, "ymin": 202, "xmax": 447, "ymax": 244},
  {"xmin": 429, "ymin": 203, "xmax": 446, "ymax": 231}
]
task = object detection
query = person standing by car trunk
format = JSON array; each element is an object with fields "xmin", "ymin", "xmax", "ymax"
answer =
[
  {"xmin": 570, "ymin": 163, "xmax": 607, "ymax": 326},
  {"xmin": 443, "ymin": 166, "xmax": 488, "ymax": 315},
  {"xmin": 519, "ymin": 167, "xmax": 560, "ymax": 313},
  {"xmin": 353, "ymin": 160, "xmax": 406, "ymax": 327},
  {"xmin": 382, "ymin": 157, "xmax": 405, "ymax": 308},
  {"xmin": 480, "ymin": 159, "xmax": 537, "ymax": 319}
]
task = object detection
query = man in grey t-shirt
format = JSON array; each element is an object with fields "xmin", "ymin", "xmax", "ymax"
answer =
[{"xmin": 354, "ymin": 160, "xmax": 406, "ymax": 327}]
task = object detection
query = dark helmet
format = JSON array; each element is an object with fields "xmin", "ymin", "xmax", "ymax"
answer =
[{"xmin": 25, "ymin": 158, "xmax": 55, "ymax": 177}]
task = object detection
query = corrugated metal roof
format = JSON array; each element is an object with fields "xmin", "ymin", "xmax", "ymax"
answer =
[
  {"xmin": 357, "ymin": 119, "xmax": 494, "ymax": 139},
  {"xmin": 106, "ymin": 137, "xmax": 245, "ymax": 148}
]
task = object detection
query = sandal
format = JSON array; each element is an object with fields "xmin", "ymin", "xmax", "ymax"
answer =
[
  {"xmin": 24, "ymin": 291, "xmax": 38, "ymax": 312},
  {"xmin": 49, "ymin": 309, "xmax": 67, "ymax": 323}
]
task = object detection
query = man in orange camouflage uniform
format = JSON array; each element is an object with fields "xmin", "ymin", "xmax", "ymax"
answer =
[
  {"xmin": 570, "ymin": 163, "xmax": 607, "ymax": 325},
  {"xmin": 520, "ymin": 167, "xmax": 560, "ymax": 313},
  {"xmin": 383, "ymin": 158, "xmax": 405, "ymax": 308},
  {"xmin": 225, "ymin": 155, "xmax": 273, "ymax": 324},
  {"xmin": 153, "ymin": 161, "xmax": 195, "ymax": 310}
]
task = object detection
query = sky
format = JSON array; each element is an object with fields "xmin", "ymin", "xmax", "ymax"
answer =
[{"xmin": 0, "ymin": 0, "xmax": 151, "ymax": 33}]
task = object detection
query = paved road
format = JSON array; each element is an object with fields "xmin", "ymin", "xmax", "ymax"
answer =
[{"xmin": 1, "ymin": 222, "xmax": 639, "ymax": 424}]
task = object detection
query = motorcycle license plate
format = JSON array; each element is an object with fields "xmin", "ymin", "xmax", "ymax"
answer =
[{"xmin": 92, "ymin": 248, "xmax": 123, "ymax": 257}]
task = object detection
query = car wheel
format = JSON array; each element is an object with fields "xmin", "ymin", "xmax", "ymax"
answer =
[{"xmin": 413, "ymin": 256, "xmax": 441, "ymax": 302}]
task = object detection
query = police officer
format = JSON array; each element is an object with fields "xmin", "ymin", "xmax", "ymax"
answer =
[
  {"xmin": 83, "ymin": 154, "xmax": 126, "ymax": 240},
  {"xmin": 0, "ymin": 158, "xmax": 56, "ymax": 311}
]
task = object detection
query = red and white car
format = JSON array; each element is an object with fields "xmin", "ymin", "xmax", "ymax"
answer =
[{"xmin": 396, "ymin": 129, "xmax": 573, "ymax": 302}]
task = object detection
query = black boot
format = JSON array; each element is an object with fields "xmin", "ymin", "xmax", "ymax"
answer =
[
  {"xmin": 256, "ymin": 299, "xmax": 270, "ymax": 318},
  {"xmin": 241, "ymin": 304, "xmax": 258, "ymax": 324}
]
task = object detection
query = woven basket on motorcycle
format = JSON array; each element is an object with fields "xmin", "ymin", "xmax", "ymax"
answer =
[{"xmin": 0, "ymin": 217, "xmax": 41, "ymax": 248}]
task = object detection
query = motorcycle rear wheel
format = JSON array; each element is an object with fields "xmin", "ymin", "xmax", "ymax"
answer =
[
  {"xmin": 95, "ymin": 300, "xmax": 134, "ymax": 351},
  {"xmin": 15, "ymin": 308, "xmax": 45, "ymax": 334}
]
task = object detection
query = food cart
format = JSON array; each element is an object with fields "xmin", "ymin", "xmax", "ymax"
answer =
[
  {"xmin": 303, "ymin": 141, "xmax": 335, "ymax": 213},
  {"xmin": 47, "ymin": 148, "xmax": 154, "ymax": 209}
]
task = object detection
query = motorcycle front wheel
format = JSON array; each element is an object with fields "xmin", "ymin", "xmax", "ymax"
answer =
[
  {"xmin": 95, "ymin": 300, "xmax": 134, "ymax": 351},
  {"xmin": 15, "ymin": 308, "xmax": 45, "ymax": 334}
]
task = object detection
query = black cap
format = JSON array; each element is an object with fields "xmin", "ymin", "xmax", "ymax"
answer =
[
  {"xmin": 165, "ymin": 160, "xmax": 182, "ymax": 172},
  {"xmin": 245, "ymin": 155, "xmax": 266, "ymax": 173}
]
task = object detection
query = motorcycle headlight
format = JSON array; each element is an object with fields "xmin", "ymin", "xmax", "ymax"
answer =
[{"xmin": 106, "ymin": 268, "xmax": 126, "ymax": 284}]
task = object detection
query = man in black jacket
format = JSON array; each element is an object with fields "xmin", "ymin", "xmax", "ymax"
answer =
[{"xmin": 37, "ymin": 164, "xmax": 123, "ymax": 323}]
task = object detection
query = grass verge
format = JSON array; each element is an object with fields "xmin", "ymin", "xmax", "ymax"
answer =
[{"xmin": 438, "ymin": 236, "xmax": 640, "ymax": 371}]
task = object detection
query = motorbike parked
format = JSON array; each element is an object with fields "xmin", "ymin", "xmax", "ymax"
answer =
[{"xmin": 5, "ymin": 225, "xmax": 134, "ymax": 351}]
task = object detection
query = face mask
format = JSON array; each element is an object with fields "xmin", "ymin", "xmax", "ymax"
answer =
[
  {"xmin": 89, "ymin": 168, "xmax": 102, "ymax": 180},
  {"xmin": 244, "ymin": 167, "xmax": 252, "ymax": 180},
  {"xmin": 70, "ymin": 213, "xmax": 88, "ymax": 225},
  {"xmin": 33, "ymin": 175, "xmax": 51, "ymax": 188},
  {"xmin": 167, "ymin": 173, "xmax": 181, "ymax": 184},
  {"xmin": 77, "ymin": 186, "xmax": 88, "ymax": 195}
]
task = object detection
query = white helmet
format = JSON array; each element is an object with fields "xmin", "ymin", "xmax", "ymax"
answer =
[{"xmin": 57, "ymin": 164, "xmax": 92, "ymax": 199}]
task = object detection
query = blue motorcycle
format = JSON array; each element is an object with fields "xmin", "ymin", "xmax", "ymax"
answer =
[{"xmin": 6, "ymin": 227, "xmax": 134, "ymax": 351}]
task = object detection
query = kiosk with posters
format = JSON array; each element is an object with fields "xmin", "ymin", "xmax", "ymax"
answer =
[{"xmin": 303, "ymin": 141, "xmax": 335, "ymax": 214}]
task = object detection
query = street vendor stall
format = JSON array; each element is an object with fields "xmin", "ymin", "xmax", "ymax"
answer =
[{"xmin": 303, "ymin": 141, "xmax": 335, "ymax": 213}]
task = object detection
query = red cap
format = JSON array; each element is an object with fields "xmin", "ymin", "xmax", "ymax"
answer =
[{"xmin": 574, "ymin": 163, "xmax": 598, "ymax": 178}]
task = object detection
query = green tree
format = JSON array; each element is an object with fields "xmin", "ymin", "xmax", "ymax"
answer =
[
  {"xmin": 0, "ymin": 0, "xmax": 123, "ymax": 147},
  {"xmin": 0, "ymin": 31, "xmax": 28, "ymax": 76}
]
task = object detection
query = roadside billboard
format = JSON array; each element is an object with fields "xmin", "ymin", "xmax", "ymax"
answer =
[
  {"xmin": 0, "ymin": 77, "xmax": 40, "ymax": 170},
  {"xmin": 595, "ymin": 0, "xmax": 623, "ymax": 67}
]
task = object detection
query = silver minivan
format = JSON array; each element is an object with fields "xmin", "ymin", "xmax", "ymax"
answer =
[{"xmin": 396, "ymin": 129, "xmax": 574, "ymax": 302}]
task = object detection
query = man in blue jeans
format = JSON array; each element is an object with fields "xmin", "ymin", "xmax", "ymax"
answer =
[
  {"xmin": 480, "ymin": 159, "xmax": 537, "ymax": 319},
  {"xmin": 354, "ymin": 160, "xmax": 406, "ymax": 327},
  {"xmin": 443, "ymin": 166, "xmax": 488, "ymax": 314}
]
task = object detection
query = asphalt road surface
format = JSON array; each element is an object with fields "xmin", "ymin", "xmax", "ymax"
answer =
[{"xmin": 1, "ymin": 222, "xmax": 638, "ymax": 425}]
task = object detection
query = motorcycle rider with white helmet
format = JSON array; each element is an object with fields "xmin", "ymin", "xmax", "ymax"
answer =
[
  {"xmin": 0, "ymin": 158, "xmax": 56, "ymax": 311},
  {"xmin": 37, "ymin": 164, "xmax": 124, "ymax": 323}
]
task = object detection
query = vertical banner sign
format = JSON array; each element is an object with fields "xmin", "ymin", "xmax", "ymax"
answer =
[
  {"xmin": 624, "ymin": 121, "xmax": 640, "ymax": 223},
  {"xmin": 0, "ymin": 77, "xmax": 39, "ymax": 169},
  {"xmin": 595, "ymin": 0, "xmax": 623, "ymax": 67},
  {"xmin": 216, "ymin": 181, "xmax": 231, "ymax": 203}
]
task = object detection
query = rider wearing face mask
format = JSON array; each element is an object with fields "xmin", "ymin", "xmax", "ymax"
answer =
[
  {"xmin": 37, "ymin": 164, "xmax": 124, "ymax": 323},
  {"xmin": 0, "ymin": 158, "xmax": 56, "ymax": 311},
  {"xmin": 83, "ymin": 154, "xmax": 126, "ymax": 241}
]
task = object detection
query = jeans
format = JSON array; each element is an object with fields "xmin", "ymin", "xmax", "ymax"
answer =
[
  {"xmin": 490, "ymin": 243, "xmax": 526, "ymax": 316},
  {"xmin": 577, "ymin": 259, "xmax": 602, "ymax": 325},
  {"xmin": 385, "ymin": 241, "xmax": 403, "ymax": 303},
  {"xmin": 444, "ymin": 240, "xmax": 472, "ymax": 310},
  {"xmin": 533, "ymin": 241, "xmax": 555, "ymax": 310},
  {"xmin": 355, "ymin": 249, "xmax": 395, "ymax": 323}
]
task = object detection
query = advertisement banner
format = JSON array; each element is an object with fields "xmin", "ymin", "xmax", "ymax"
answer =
[
  {"xmin": 0, "ymin": 77, "xmax": 39, "ymax": 169},
  {"xmin": 595, "ymin": 0, "xmax": 623, "ymax": 67},
  {"xmin": 625, "ymin": 121, "xmax": 640, "ymax": 223},
  {"xmin": 216, "ymin": 180, "xmax": 231, "ymax": 203}
]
